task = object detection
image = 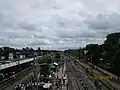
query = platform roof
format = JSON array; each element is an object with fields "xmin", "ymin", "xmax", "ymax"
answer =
[
  {"xmin": 0, "ymin": 58, "xmax": 33, "ymax": 70},
  {"xmin": 43, "ymin": 83, "xmax": 52, "ymax": 88}
]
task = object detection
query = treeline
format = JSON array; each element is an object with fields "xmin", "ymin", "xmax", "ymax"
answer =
[
  {"xmin": 65, "ymin": 32, "xmax": 120, "ymax": 79},
  {"xmin": 85, "ymin": 32, "xmax": 120, "ymax": 77},
  {"xmin": 0, "ymin": 47, "xmax": 60, "ymax": 59}
]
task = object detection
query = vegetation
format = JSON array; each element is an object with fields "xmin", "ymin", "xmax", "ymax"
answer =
[
  {"xmin": 38, "ymin": 54, "xmax": 54, "ymax": 64},
  {"xmin": 86, "ymin": 44, "xmax": 101, "ymax": 65},
  {"xmin": 0, "ymin": 47, "xmax": 42, "ymax": 59},
  {"xmin": 0, "ymin": 46, "xmax": 61, "ymax": 76},
  {"xmin": 0, "ymin": 46, "xmax": 61, "ymax": 59},
  {"xmin": 86, "ymin": 32, "xmax": 120, "ymax": 80},
  {"xmin": 65, "ymin": 32, "xmax": 120, "ymax": 81},
  {"xmin": 54, "ymin": 53, "xmax": 61, "ymax": 59},
  {"xmin": 38, "ymin": 53, "xmax": 58, "ymax": 76},
  {"xmin": 40, "ymin": 64, "xmax": 50, "ymax": 77}
]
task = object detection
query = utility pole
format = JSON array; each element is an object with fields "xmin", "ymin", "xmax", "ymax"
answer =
[
  {"xmin": 78, "ymin": 47, "xmax": 81, "ymax": 62},
  {"xmin": 33, "ymin": 54, "xmax": 41, "ymax": 90}
]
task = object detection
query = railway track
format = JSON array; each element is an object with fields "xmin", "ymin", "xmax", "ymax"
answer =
[
  {"xmin": 70, "ymin": 55, "xmax": 118, "ymax": 90},
  {"xmin": 71, "ymin": 63, "xmax": 81, "ymax": 90},
  {"xmin": 67, "ymin": 58, "xmax": 93, "ymax": 90},
  {"xmin": 0, "ymin": 66, "xmax": 34, "ymax": 90},
  {"xmin": 74, "ymin": 63, "xmax": 96, "ymax": 90},
  {"xmin": 71, "ymin": 60, "xmax": 96, "ymax": 90},
  {"xmin": 66, "ymin": 60, "xmax": 81, "ymax": 90}
]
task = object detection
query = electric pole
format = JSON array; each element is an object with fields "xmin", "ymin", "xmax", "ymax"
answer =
[{"xmin": 78, "ymin": 47, "xmax": 81, "ymax": 62}]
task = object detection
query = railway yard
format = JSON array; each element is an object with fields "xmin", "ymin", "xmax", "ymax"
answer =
[{"xmin": 0, "ymin": 55, "xmax": 120, "ymax": 90}]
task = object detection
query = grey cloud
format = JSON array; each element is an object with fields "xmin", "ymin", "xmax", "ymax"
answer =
[
  {"xmin": 29, "ymin": 41, "xmax": 49, "ymax": 46},
  {"xmin": 84, "ymin": 12, "xmax": 120, "ymax": 30},
  {"xmin": 0, "ymin": 0, "xmax": 120, "ymax": 50},
  {"xmin": 34, "ymin": 35, "xmax": 46, "ymax": 39},
  {"xmin": 18, "ymin": 22, "xmax": 36, "ymax": 30},
  {"xmin": 57, "ymin": 27, "xmax": 97, "ymax": 39}
]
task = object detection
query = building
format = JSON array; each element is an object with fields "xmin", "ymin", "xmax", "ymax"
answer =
[
  {"xmin": 20, "ymin": 55, "xmax": 25, "ymax": 59},
  {"xmin": 16, "ymin": 52, "xmax": 25, "ymax": 59},
  {"xmin": 8, "ymin": 53, "xmax": 13, "ymax": 60},
  {"xmin": 16, "ymin": 52, "xmax": 20, "ymax": 59},
  {"xmin": 1, "ymin": 56, "xmax": 5, "ymax": 60},
  {"xmin": 33, "ymin": 52, "xmax": 38, "ymax": 56}
]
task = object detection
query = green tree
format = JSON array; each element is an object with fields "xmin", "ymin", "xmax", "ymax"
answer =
[
  {"xmin": 86, "ymin": 44, "xmax": 101, "ymax": 65},
  {"xmin": 38, "ymin": 54, "xmax": 53, "ymax": 64},
  {"xmin": 54, "ymin": 53, "xmax": 61, "ymax": 59},
  {"xmin": 38, "ymin": 54, "xmax": 53, "ymax": 76},
  {"xmin": 112, "ymin": 49, "xmax": 120, "ymax": 82},
  {"xmin": 40, "ymin": 65, "xmax": 50, "ymax": 76},
  {"xmin": 37, "ymin": 47, "xmax": 41, "ymax": 55},
  {"xmin": 103, "ymin": 32, "xmax": 120, "ymax": 81},
  {"xmin": 1, "ymin": 47, "xmax": 15, "ymax": 59},
  {"xmin": 103, "ymin": 32, "xmax": 120, "ymax": 63}
]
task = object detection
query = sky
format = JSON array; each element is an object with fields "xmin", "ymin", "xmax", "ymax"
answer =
[{"xmin": 0, "ymin": 0, "xmax": 120, "ymax": 50}]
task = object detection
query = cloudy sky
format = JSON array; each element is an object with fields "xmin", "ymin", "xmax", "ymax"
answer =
[{"xmin": 0, "ymin": 0, "xmax": 120, "ymax": 50}]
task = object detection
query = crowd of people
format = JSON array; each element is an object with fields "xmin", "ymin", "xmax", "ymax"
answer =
[{"xmin": 14, "ymin": 76, "xmax": 44, "ymax": 90}]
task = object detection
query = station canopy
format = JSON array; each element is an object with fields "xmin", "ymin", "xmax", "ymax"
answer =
[
  {"xmin": 43, "ymin": 83, "xmax": 52, "ymax": 88},
  {"xmin": 0, "ymin": 58, "xmax": 33, "ymax": 70},
  {"xmin": 53, "ymin": 62, "xmax": 58, "ymax": 66}
]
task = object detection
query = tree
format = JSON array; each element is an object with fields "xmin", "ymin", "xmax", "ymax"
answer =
[
  {"xmin": 37, "ymin": 47, "xmax": 41, "ymax": 55},
  {"xmin": 86, "ymin": 44, "xmax": 101, "ymax": 65},
  {"xmin": 38, "ymin": 54, "xmax": 53, "ymax": 64},
  {"xmin": 54, "ymin": 53, "xmax": 61, "ymax": 59},
  {"xmin": 112, "ymin": 49, "xmax": 120, "ymax": 82},
  {"xmin": 38, "ymin": 54, "xmax": 53, "ymax": 76},
  {"xmin": 46, "ymin": 55, "xmax": 53, "ymax": 64},
  {"xmin": 103, "ymin": 32, "xmax": 120, "ymax": 63},
  {"xmin": 40, "ymin": 64, "xmax": 50, "ymax": 76},
  {"xmin": 1, "ymin": 47, "xmax": 15, "ymax": 59},
  {"xmin": 103, "ymin": 32, "xmax": 120, "ymax": 81}
]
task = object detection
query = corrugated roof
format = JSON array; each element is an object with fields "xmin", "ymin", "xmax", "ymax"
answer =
[
  {"xmin": 53, "ymin": 62, "xmax": 58, "ymax": 65},
  {"xmin": 43, "ymin": 83, "xmax": 52, "ymax": 88},
  {"xmin": 0, "ymin": 58, "xmax": 33, "ymax": 70}
]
